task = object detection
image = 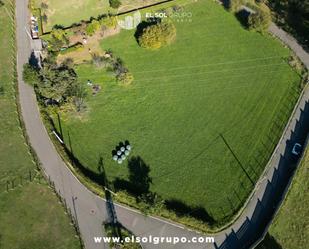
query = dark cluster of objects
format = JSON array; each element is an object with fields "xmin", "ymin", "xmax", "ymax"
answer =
[{"xmin": 112, "ymin": 141, "xmax": 132, "ymax": 164}]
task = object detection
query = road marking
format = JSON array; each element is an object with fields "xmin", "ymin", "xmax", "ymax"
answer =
[{"xmin": 24, "ymin": 26, "xmax": 32, "ymax": 40}]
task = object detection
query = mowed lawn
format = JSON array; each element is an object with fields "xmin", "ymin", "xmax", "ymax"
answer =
[
  {"xmin": 0, "ymin": 1, "xmax": 80, "ymax": 248},
  {"xmin": 33, "ymin": 0, "xmax": 164, "ymax": 32},
  {"xmin": 56, "ymin": 0, "xmax": 301, "ymax": 223},
  {"xmin": 33, "ymin": 0, "xmax": 109, "ymax": 31},
  {"xmin": 257, "ymin": 148, "xmax": 309, "ymax": 249}
]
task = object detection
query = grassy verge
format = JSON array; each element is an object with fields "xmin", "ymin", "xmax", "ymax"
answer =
[
  {"xmin": 0, "ymin": 0, "xmax": 81, "ymax": 248},
  {"xmin": 257, "ymin": 144, "xmax": 309, "ymax": 249},
  {"xmin": 0, "ymin": 180, "xmax": 81, "ymax": 249}
]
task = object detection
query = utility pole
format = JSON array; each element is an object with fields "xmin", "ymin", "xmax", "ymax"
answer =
[
  {"xmin": 72, "ymin": 196, "xmax": 80, "ymax": 230},
  {"xmin": 219, "ymin": 133, "xmax": 254, "ymax": 186},
  {"xmin": 57, "ymin": 112, "xmax": 64, "ymax": 140}
]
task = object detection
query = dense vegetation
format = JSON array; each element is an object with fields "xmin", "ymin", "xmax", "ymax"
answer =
[
  {"xmin": 248, "ymin": 3, "xmax": 271, "ymax": 33},
  {"xmin": 268, "ymin": 0, "xmax": 309, "ymax": 46}
]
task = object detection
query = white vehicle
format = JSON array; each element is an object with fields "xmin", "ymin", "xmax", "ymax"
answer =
[{"xmin": 291, "ymin": 143, "xmax": 302, "ymax": 156}]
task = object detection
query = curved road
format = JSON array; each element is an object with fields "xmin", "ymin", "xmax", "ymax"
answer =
[{"xmin": 15, "ymin": 1, "xmax": 309, "ymax": 249}]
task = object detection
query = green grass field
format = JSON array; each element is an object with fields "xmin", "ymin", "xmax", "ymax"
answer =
[
  {"xmin": 0, "ymin": 1, "xmax": 81, "ymax": 248},
  {"xmin": 33, "ymin": 0, "xmax": 110, "ymax": 31},
  {"xmin": 33, "ymin": 0, "xmax": 164, "ymax": 32},
  {"xmin": 257, "ymin": 148, "xmax": 309, "ymax": 249},
  {"xmin": 53, "ymin": 0, "xmax": 301, "ymax": 224}
]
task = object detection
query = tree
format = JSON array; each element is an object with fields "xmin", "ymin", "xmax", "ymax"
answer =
[
  {"xmin": 23, "ymin": 63, "xmax": 39, "ymax": 85},
  {"xmin": 138, "ymin": 22, "xmax": 176, "ymax": 49},
  {"xmin": 268, "ymin": 0, "xmax": 309, "ymax": 42},
  {"xmin": 49, "ymin": 28, "xmax": 69, "ymax": 51},
  {"xmin": 248, "ymin": 4, "xmax": 271, "ymax": 33},
  {"xmin": 0, "ymin": 1, "xmax": 4, "ymax": 7},
  {"xmin": 109, "ymin": 0, "xmax": 121, "ymax": 9},
  {"xmin": 38, "ymin": 66, "xmax": 77, "ymax": 103}
]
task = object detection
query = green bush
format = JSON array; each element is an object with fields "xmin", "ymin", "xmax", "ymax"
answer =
[
  {"xmin": 23, "ymin": 64, "xmax": 39, "ymax": 86},
  {"xmin": 228, "ymin": 0, "xmax": 242, "ymax": 13},
  {"xmin": 86, "ymin": 19, "xmax": 101, "ymax": 36},
  {"xmin": 100, "ymin": 16, "xmax": 117, "ymax": 29},
  {"xmin": 117, "ymin": 72, "xmax": 134, "ymax": 85},
  {"xmin": 49, "ymin": 28, "xmax": 69, "ymax": 51},
  {"xmin": 138, "ymin": 22, "xmax": 176, "ymax": 49},
  {"xmin": 109, "ymin": 0, "xmax": 121, "ymax": 9},
  {"xmin": 248, "ymin": 4, "xmax": 271, "ymax": 33}
]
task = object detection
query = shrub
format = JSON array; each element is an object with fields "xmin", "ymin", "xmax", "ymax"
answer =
[
  {"xmin": 49, "ymin": 28, "xmax": 69, "ymax": 51},
  {"xmin": 91, "ymin": 53, "xmax": 111, "ymax": 68},
  {"xmin": 248, "ymin": 4, "xmax": 271, "ymax": 33},
  {"xmin": 86, "ymin": 20, "xmax": 101, "ymax": 36},
  {"xmin": 23, "ymin": 63, "xmax": 39, "ymax": 86},
  {"xmin": 117, "ymin": 72, "xmax": 134, "ymax": 85},
  {"xmin": 138, "ymin": 22, "xmax": 176, "ymax": 49},
  {"xmin": 109, "ymin": 0, "xmax": 121, "ymax": 9},
  {"xmin": 72, "ymin": 83, "xmax": 88, "ymax": 112},
  {"xmin": 0, "ymin": 1, "xmax": 4, "ymax": 7},
  {"xmin": 100, "ymin": 16, "xmax": 117, "ymax": 29},
  {"xmin": 228, "ymin": 0, "xmax": 242, "ymax": 13}
]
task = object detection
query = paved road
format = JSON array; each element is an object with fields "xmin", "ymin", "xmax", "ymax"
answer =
[
  {"xmin": 269, "ymin": 23, "xmax": 309, "ymax": 69},
  {"xmin": 15, "ymin": 1, "xmax": 309, "ymax": 248}
]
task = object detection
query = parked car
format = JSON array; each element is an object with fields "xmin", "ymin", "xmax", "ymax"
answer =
[{"xmin": 291, "ymin": 143, "xmax": 302, "ymax": 156}]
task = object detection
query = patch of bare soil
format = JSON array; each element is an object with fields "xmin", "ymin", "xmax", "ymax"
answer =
[{"xmin": 57, "ymin": 25, "xmax": 121, "ymax": 64}]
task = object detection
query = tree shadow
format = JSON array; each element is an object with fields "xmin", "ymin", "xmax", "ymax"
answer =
[
  {"xmin": 165, "ymin": 199, "xmax": 215, "ymax": 225},
  {"xmin": 28, "ymin": 52, "xmax": 40, "ymax": 69},
  {"xmin": 256, "ymin": 233, "xmax": 283, "ymax": 249},
  {"xmin": 134, "ymin": 18, "xmax": 161, "ymax": 42},
  {"xmin": 97, "ymin": 157, "xmax": 120, "ymax": 226},
  {"xmin": 219, "ymin": 0, "xmax": 230, "ymax": 10},
  {"xmin": 235, "ymin": 9, "xmax": 250, "ymax": 29},
  {"xmin": 65, "ymin": 131, "xmax": 104, "ymax": 185},
  {"xmin": 113, "ymin": 156, "xmax": 152, "ymax": 197}
]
